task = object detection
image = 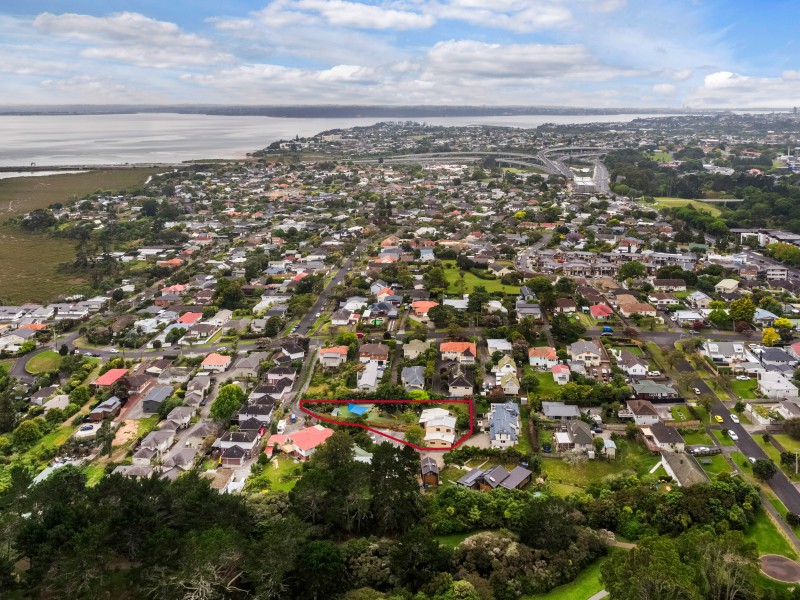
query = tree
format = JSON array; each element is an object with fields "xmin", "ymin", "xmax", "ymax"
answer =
[
  {"xmin": 424, "ymin": 267, "xmax": 448, "ymax": 290},
  {"xmin": 753, "ymin": 458, "xmax": 778, "ymax": 481},
  {"xmin": 12, "ymin": 419, "xmax": 43, "ymax": 450},
  {"xmin": 601, "ymin": 537, "xmax": 701, "ymax": 600},
  {"xmin": 69, "ymin": 386, "xmax": 90, "ymax": 406},
  {"xmin": 729, "ymin": 296, "xmax": 755, "ymax": 324},
  {"xmin": 209, "ymin": 384, "xmax": 246, "ymax": 423},
  {"xmin": 616, "ymin": 260, "xmax": 647, "ymax": 281},
  {"xmin": 370, "ymin": 443, "xmax": 423, "ymax": 534},
  {"xmin": 214, "ymin": 278, "xmax": 245, "ymax": 310},
  {"xmin": 264, "ymin": 316, "xmax": 283, "ymax": 337},
  {"xmin": 774, "ymin": 317, "xmax": 795, "ymax": 342},
  {"xmin": 550, "ymin": 313, "xmax": 586, "ymax": 344},
  {"xmin": 762, "ymin": 327, "xmax": 780, "ymax": 347},
  {"xmin": 404, "ymin": 424, "xmax": 425, "ymax": 447},
  {"xmin": 59, "ymin": 344, "xmax": 69, "ymax": 356},
  {"xmin": 95, "ymin": 419, "xmax": 114, "ymax": 456},
  {"xmin": 593, "ymin": 436, "xmax": 604, "ymax": 455}
]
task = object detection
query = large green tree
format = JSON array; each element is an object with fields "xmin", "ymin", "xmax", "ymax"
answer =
[{"xmin": 209, "ymin": 384, "xmax": 246, "ymax": 423}]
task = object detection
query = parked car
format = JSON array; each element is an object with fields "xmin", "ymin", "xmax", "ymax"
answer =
[
  {"xmin": 714, "ymin": 415, "xmax": 724, "ymax": 423},
  {"xmin": 736, "ymin": 375, "xmax": 750, "ymax": 381},
  {"xmin": 79, "ymin": 425, "xmax": 93, "ymax": 431},
  {"xmin": 692, "ymin": 387, "xmax": 702, "ymax": 395},
  {"xmin": 729, "ymin": 431, "xmax": 739, "ymax": 441},
  {"xmin": 748, "ymin": 456, "xmax": 757, "ymax": 464},
  {"xmin": 647, "ymin": 371, "xmax": 661, "ymax": 377},
  {"xmin": 109, "ymin": 349, "xmax": 120, "ymax": 354},
  {"xmin": 730, "ymin": 414, "xmax": 740, "ymax": 424}
]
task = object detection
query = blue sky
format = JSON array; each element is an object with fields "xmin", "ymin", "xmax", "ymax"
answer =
[{"xmin": 1, "ymin": 0, "xmax": 798, "ymax": 107}]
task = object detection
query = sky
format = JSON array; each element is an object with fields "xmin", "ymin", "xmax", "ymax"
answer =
[{"xmin": 1, "ymin": 0, "xmax": 799, "ymax": 108}]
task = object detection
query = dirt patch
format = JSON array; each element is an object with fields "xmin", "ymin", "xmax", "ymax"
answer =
[
  {"xmin": 761, "ymin": 554, "xmax": 800, "ymax": 583},
  {"xmin": 113, "ymin": 420, "xmax": 138, "ymax": 447}
]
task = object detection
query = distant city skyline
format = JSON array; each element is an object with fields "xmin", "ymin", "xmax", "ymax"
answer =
[{"xmin": 1, "ymin": 0, "xmax": 799, "ymax": 107}]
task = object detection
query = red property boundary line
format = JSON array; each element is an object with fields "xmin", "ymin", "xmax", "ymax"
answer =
[{"xmin": 299, "ymin": 398, "xmax": 474, "ymax": 451}]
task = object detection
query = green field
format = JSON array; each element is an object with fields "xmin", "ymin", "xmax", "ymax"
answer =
[
  {"xmin": 543, "ymin": 439, "xmax": 660, "ymax": 487},
  {"xmin": 526, "ymin": 555, "xmax": 608, "ymax": 599},
  {"xmin": 534, "ymin": 372, "xmax": 561, "ymax": 398},
  {"xmin": 651, "ymin": 151, "xmax": 672, "ymax": 162},
  {"xmin": 773, "ymin": 434, "xmax": 800, "ymax": 455},
  {"xmin": 0, "ymin": 228, "xmax": 84, "ymax": 304},
  {"xmin": 0, "ymin": 168, "xmax": 163, "ymax": 219},
  {"xmin": 651, "ymin": 197, "xmax": 722, "ymax": 217},
  {"xmin": 25, "ymin": 350, "xmax": 62, "ymax": 374},
  {"xmin": 680, "ymin": 429, "xmax": 714, "ymax": 445},
  {"xmin": 712, "ymin": 429, "xmax": 735, "ymax": 446},
  {"xmin": 745, "ymin": 509, "xmax": 798, "ymax": 559},
  {"xmin": 697, "ymin": 454, "xmax": 732, "ymax": 475},
  {"xmin": 442, "ymin": 263, "xmax": 520, "ymax": 294},
  {"xmin": 730, "ymin": 379, "xmax": 758, "ymax": 399}
]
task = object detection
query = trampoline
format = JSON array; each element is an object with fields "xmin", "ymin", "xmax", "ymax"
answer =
[{"xmin": 348, "ymin": 404, "xmax": 371, "ymax": 416}]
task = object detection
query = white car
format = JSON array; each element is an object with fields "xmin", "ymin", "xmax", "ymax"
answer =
[
  {"xmin": 109, "ymin": 349, "xmax": 120, "ymax": 354},
  {"xmin": 647, "ymin": 371, "xmax": 661, "ymax": 377},
  {"xmin": 692, "ymin": 387, "xmax": 702, "ymax": 395},
  {"xmin": 729, "ymin": 431, "xmax": 739, "ymax": 441},
  {"xmin": 730, "ymin": 414, "xmax": 740, "ymax": 424},
  {"xmin": 748, "ymin": 457, "xmax": 757, "ymax": 464},
  {"xmin": 736, "ymin": 375, "xmax": 749, "ymax": 381}
]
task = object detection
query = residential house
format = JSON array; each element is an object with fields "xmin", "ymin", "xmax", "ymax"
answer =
[
  {"xmin": 687, "ymin": 291, "xmax": 713, "ymax": 309},
  {"xmin": 357, "ymin": 361, "xmax": 380, "ymax": 392},
  {"xmin": 758, "ymin": 371, "xmax": 799, "ymax": 399},
  {"xmin": 216, "ymin": 430, "xmax": 260, "ymax": 457},
  {"xmin": 448, "ymin": 366, "xmax": 474, "ymax": 398},
  {"xmin": 499, "ymin": 372, "xmax": 520, "ymax": 396},
  {"xmin": 568, "ymin": 340, "xmax": 602, "ymax": 366},
  {"xmin": 331, "ymin": 308, "xmax": 353, "ymax": 326},
  {"xmin": 410, "ymin": 300, "xmax": 439, "ymax": 322},
  {"xmin": 552, "ymin": 364, "xmax": 571, "ymax": 385},
  {"xmin": 760, "ymin": 347, "xmax": 797, "ymax": 368},
  {"xmin": 487, "ymin": 339, "xmax": 513, "ymax": 355},
  {"xmin": 89, "ymin": 396, "xmax": 122, "ymax": 421},
  {"xmin": 542, "ymin": 401, "xmax": 581, "ymax": 421},
  {"xmin": 421, "ymin": 457, "xmax": 440, "ymax": 487},
  {"xmin": 589, "ymin": 304, "xmax": 614, "ymax": 320},
  {"xmin": 715, "ymin": 279, "xmax": 739, "ymax": 294},
  {"xmin": 491, "ymin": 355, "xmax": 517, "ymax": 376},
  {"xmin": 754, "ymin": 308, "xmax": 779, "ymax": 328},
  {"xmin": 403, "ymin": 339, "xmax": 432, "ymax": 360},
  {"xmin": 318, "ymin": 345, "xmax": 349, "ymax": 368},
  {"xmin": 554, "ymin": 420, "xmax": 593, "ymax": 453},
  {"xmin": 456, "ymin": 465, "xmax": 532, "ymax": 491},
  {"xmin": 626, "ymin": 399, "xmax": 660, "ymax": 425},
  {"xmin": 652, "ymin": 278, "xmax": 687, "ymax": 292},
  {"xmin": 618, "ymin": 300, "xmax": 657, "ymax": 318},
  {"xmin": 643, "ymin": 421, "xmax": 685, "ymax": 452},
  {"xmin": 440, "ymin": 341, "xmax": 477, "ymax": 365},
  {"xmin": 528, "ymin": 346, "xmax": 558, "ymax": 370},
  {"xmin": 675, "ymin": 310, "xmax": 705, "ymax": 327},
  {"xmin": 419, "ymin": 408, "xmax": 457, "ymax": 448},
  {"xmin": 647, "ymin": 292, "xmax": 680, "ymax": 308},
  {"xmin": 201, "ymin": 353, "xmax": 232, "ymax": 372},
  {"xmin": 142, "ymin": 385, "xmax": 174, "ymax": 414},
  {"xmin": 488, "ymin": 402, "xmax": 520, "ymax": 448},
  {"xmin": 401, "ymin": 366, "xmax": 426, "ymax": 391},
  {"xmin": 93, "ymin": 368, "xmax": 129, "ymax": 388},
  {"xmin": 281, "ymin": 342, "xmax": 305, "ymax": 360},
  {"xmin": 140, "ymin": 430, "xmax": 175, "ymax": 455},
  {"xmin": 632, "ymin": 381, "xmax": 680, "ymax": 402},
  {"xmin": 271, "ymin": 425, "xmax": 334, "ymax": 461},
  {"xmin": 702, "ymin": 341, "xmax": 747, "ymax": 365},
  {"xmin": 359, "ymin": 343, "xmax": 390, "ymax": 366},
  {"xmin": 555, "ymin": 298, "xmax": 577, "ymax": 314},
  {"xmin": 616, "ymin": 349, "xmax": 648, "ymax": 378}
]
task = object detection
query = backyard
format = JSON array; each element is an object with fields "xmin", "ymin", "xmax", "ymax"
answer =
[
  {"xmin": 542, "ymin": 438, "xmax": 660, "ymax": 488},
  {"xmin": 730, "ymin": 379, "xmax": 758, "ymax": 399},
  {"xmin": 533, "ymin": 372, "xmax": 561, "ymax": 398},
  {"xmin": 442, "ymin": 262, "xmax": 520, "ymax": 294}
]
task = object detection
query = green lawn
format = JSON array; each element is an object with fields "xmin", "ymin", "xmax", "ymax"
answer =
[
  {"xmin": 526, "ymin": 555, "xmax": 608, "ymax": 600},
  {"xmin": 543, "ymin": 439, "xmax": 660, "ymax": 488},
  {"xmin": 730, "ymin": 379, "xmax": 757, "ymax": 399},
  {"xmin": 265, "ymin": 455, "xmax": 303, "ymax": 492},
  {"xmin": 670, "ymin": 406, "xmax": 692, "ymax": 422},
  {"xmin": 136, "ymin": 415, "xmax": 160, "ymax": 440},
  {"xmin": 25, "ymin": 350, "xmax": 62, "ymax": 374},
  {"xmin": 650, "ymin": 151, "xmax": 672, "ymax": 162},
  {"xmin": 534, "ymin": 372, "xmax": 561, "ymax": 398},
  {"xmin": 773, "ymin": 434, "xmax": 800, "ymax": 454},
  {"xmin": 758, "ymin": 437, "xmax": 799, "ymax": 482},
  {"xmin": 442, "ymin": 262, "xmax": 520, "ymax": 295},
  {"xmin": 745, "ymin": 509, "xmax": 798, "ymax": 559},
  {"xmin": 612, "ymin": 345, "xmax": 643, "ymax": 356},
  {"xmin": 83, "ymin": 464, "xmax": 106, "ymax": 487},
  {"xmin": 550, "ymin": 482, "xmax": 583, "ymax": 496},
  {"xmin": 435, "ymin": 531, "xmax": 483, "ymax": 549},
  {"xmin": 680, "ymin": 429, "xmax": 714, "ymax": 445},
  {"xmin": 652, "ymin": 197, "xmax": 722, "ymax": 217},
  {"xmin": 712, "ymin": 429, "xmax": 735, "ymax": 446},
  {"xmin": 697, "ymin": 454, "xmax": 732, "ymax": 475}
]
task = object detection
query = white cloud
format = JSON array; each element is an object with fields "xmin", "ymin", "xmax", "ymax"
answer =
[
  {"xmin": 652, "ymin": 83, "xmax": 677, "ymax": 94},
  {"xmin": 432, "ymin": 1, "xmax": 574, "ymax": 32},
  {"xmin": 32, "ymin": 12, "xmax": 231, "ymax": 68},
  {"xmin": 296, "ymin": 0, "xmax": 435, "ymax": 29},
  {"xmin": 688, "ymin": 70, "xmax": 800, "ymax": 107}
]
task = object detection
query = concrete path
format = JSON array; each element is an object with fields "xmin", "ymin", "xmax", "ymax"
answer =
[{"xmin": 587, "ymin": 591, "xmax": 609, "ymax": 600}]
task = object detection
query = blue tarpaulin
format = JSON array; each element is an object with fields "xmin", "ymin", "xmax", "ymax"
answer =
[{"xmin": 348, "ymin": 404, "xmax": 370, "ymax": 416}]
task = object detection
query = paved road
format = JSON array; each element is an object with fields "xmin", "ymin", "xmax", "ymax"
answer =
[
  {"xmin": 709, "ymin": 398, "xmax": 800, "ymax": 513},
  {"xmin": 295, "ymin": 237, "xmax": 373, "ymax": 336},
  {"xmin": 515, "ymin": 233, "xmax": 552, "ymax": 271},
  {"xmin": 593, "ymin": 159, "xmax": 611, "ymax": 194}
]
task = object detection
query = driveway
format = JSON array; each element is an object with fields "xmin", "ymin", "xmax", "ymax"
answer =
[{"xmin": 461, "ymin": 432, "xmax": 490, "ymax": 449}]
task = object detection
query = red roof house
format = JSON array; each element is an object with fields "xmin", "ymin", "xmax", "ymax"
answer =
[{"xmin": 94, "ymin": 368, "xmax": 129, "ymax": 387}]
